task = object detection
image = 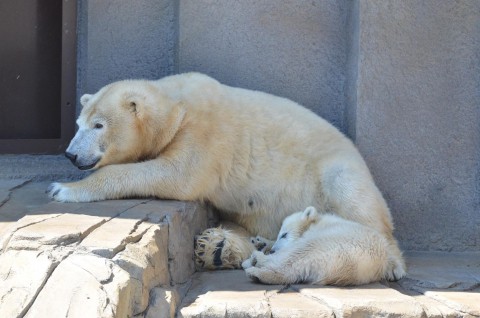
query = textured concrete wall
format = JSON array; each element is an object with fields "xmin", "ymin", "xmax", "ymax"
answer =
[
  {"xmin": 178, "ymin": 0, "xmax": 351, "ymax": 132},
  {"xmin": 355, "ymin": 0, "xmax": 480, "ymax": 251},
  {"xmin": 76, "ymin": 0, "xmax": 176, "ymax": 114}
]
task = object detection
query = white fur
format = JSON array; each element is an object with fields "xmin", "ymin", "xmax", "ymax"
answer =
[
  {"xmin": 48, "ymin": 73, "xmax": 405, "ymax": 277},
  {"xmin": 243, "ymin": 207, "xmax": 402, "ymax": 285}
]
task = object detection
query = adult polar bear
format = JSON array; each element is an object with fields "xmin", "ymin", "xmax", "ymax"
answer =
[{"xmin": 48, "ymin": 72, "xmax": 406, "ymax": 280}]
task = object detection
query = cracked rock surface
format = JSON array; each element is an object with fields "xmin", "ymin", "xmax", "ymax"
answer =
[{"xmin": 0, "ymin": 180, "xmax": 208, "ymax": 318}]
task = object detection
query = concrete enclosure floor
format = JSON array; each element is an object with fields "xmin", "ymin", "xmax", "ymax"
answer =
[{"xmin": 0, "ymin": 176, "xmax": 478, "ymax": 317}]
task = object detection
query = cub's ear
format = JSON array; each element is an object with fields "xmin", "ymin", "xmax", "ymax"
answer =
[
  {"xmin": 301, "ymin": 206, "xmax": 318, "ymax": 223},
  {"xmin": 80, "ymin": 94, "xmax": 92, "ymax": 107}
]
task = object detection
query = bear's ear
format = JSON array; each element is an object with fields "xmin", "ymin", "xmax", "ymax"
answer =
[
  {"xmin": 128, "ymin": 100, "xmax": 138, "ymax": 114},
  {"xmin": 302, "ymin": 206, "xmax": 318, "ymax": 222},
  {"xmin": 80, "ymin": 94, "xmax": 92, "ymax": 107},
  {"xmin": 124, "ymin": 95, "xmax": 143, "ymax": 117}
]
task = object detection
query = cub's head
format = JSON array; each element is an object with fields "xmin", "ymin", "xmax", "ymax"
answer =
[
  {"xmin": 270, "ymin": 206, "xmax": 319, "ymax": 253},
  {"xmin": 65, "ymin": 80, "xmax": 185, "ymax": 170}
]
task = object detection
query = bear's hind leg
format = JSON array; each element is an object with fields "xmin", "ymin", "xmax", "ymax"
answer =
[
  {"xmin": 194, "ymin": 223, "xmax": 255, "ymax": 270},
  {"xmin": 384, "ymin": 241, "xmax": 407, "ymax": 281},
  {"xmin": 322, "ymin": 164, "xmax": 407, "ymax": 280}
]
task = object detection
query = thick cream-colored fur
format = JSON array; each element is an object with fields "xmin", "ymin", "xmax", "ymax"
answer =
[
  {"xmin": 242, "ymin": 207, "xmax": 401, "ymax": 285},
  {"xmin": 194, "ymin": 222, "xmax": 255, "ymax": 270},
  {"xmin": 48, "ymin": 73, "xmax": 405, "ymax": 278}
]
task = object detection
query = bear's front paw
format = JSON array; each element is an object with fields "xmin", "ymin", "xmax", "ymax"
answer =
[
  {"xmin": 47, "ymin": 182, "xmax": 69, "ymax": 202},
  {"xmin": 47, "ymin": 182, "xmax": 97, "ymax": 202}
]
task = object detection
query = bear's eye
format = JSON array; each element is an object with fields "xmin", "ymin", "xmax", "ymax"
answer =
[
  {"xmin": 280, "ymin": 233, "xmax": 287, "ymax": 239},
  {"xmin": 94, "ymin": 123, "xmax": 103, "ymax": 129}
]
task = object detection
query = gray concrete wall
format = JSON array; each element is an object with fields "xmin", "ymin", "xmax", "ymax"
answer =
[
  {"xmin": 178, "ymin": 0, "xmax": 351, "ymax": 132},
  {"xmin": 355, "ymin": 0, "xmax": 480, "ymax": 251},
  {"xmin": 76, "ymin": 0, "xmax": 177, "ymax": 113},
  {"xmin": 75, "ymin": 1, "xmax": 480, "ymax": 252}
]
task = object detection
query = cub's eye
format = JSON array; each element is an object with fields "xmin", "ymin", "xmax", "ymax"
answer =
[
  {"xmin": 280, "ymin": 233, "xmax": 287, "ymax": 239},
  {"xmin": 94, "ymin": 123, "xmax": 103, "ymax": 129}
]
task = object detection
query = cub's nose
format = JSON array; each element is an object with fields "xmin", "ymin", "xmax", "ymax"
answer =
[{"xmin": 65, "ymin": 151, "xmax": 77, "ymax": 164}]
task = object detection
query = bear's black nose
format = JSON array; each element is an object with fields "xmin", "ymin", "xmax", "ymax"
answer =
[{"xmin": 65, "ymin": 151, "xmax": 77, "ymax": 164}]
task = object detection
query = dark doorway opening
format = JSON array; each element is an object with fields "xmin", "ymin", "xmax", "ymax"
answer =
[{"xmin": 0, "ymin": 0, "xmax": 76, "ymax": 154}]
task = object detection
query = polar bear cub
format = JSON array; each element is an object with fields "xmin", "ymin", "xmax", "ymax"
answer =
[{"xmin": 242, "ymin": 207, "xmax": 400, "ymax": 286}]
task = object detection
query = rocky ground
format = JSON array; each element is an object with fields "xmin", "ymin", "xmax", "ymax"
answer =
[{"xmin": 0, "ymin": 177, "xmax": 479, "ymax": 317}]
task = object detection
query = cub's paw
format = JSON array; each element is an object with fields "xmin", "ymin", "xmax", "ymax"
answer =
[
  {"xmin": 250, "ymin": 250, "xmax": 269, "ymax": 268},
  {"xmin": 250, "ymin": 236, "xmax": 274, "ymax": 253},
  {"xmin": 241, "ymin": 257, "xmax": 254, "ymax": 269},
  {"xmin": 241, "ymin": 250, "xmax": 262, "ymax": 269},
  {"xmin": 244, "ymin": 266, "xmax": 262, "ymax": 283},
  {"xmin": 47, "ymin": 182, "xmax": 97, "ymax": 202},
  {"xmin": 244, "ymin": 266, "xmax": 278, "ymax": 284}
]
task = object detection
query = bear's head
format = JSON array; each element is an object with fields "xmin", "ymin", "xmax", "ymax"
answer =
[
  {"xmin": 270, "ymin": 206, "xmax": 319, "ymax": 253},
  {"xmin": 65, "ymin": 80, "xmax": 186, "ymax": 170}
]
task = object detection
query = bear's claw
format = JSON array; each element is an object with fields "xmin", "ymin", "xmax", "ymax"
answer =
[
  {"xmin": 47, "ymin": 182, "xmax": 91, "ymax": 202},
  {"xmin": 47, "ymin": 182, "xmax": 63, "ymax": 200}
]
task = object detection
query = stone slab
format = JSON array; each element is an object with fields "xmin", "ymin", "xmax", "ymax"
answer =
[
  {"xmin": 7, "ymin": 213, "xmax": 113, "ymax": 250},
  {"xmin": 80, "ymin": 203, "xmax": 155, "ymax": 258},
  {"xmin": 0, "ymin": 181, "xmax": 53, "ymax": 224},
  {"xmin": 119, "ymin": 200, "xmax": 211, "ymax": 284},
  {"xmin": 178, "ymin": 270, "xmax": 332, "ymax": 318},
  {"xmin": 395, "ymin": 252, "xmax": 480, "ymax": 317},
  {"xmin": 24, "ymin": 253, "xmax": 131, "ymax": 318},
  {"xmin": 0, "ymin": 249, "xmax": 64, "ymax": 318},
  {"xmin": 404, "ymin": 251, "xmax": 480, "ymax": 290},
  {"xmin": 0, "ymin": 213, "xmax": 62, "ymax": 252},
  {"xmin": 146, "ymin": 287, "xmax": 181, "ymax": 318},
  {"xmin": 422, "ymin": 290, "xmax": 479, "ymax": 317},
  {"xmin": 268, "ymin": 290, "xmax": 334, "ymax": 318},
  {"xmin": 387, "ymin": 281, "xmax": 467, "ymax": 318},
  {"xmin": 0, "ymin": 179, "xmax": 30, "ymax": 205},
  {"xmin": 295, "ymin": 283, "xmax": 424, "ymax": 318},
  {"xmin": 162, "ymin": 202, "xmax": 210, "ymax": 284},
  {"xmin": 178, "ymin": 252, "xmax": 480, "ymax": 318},
  {"xmin": 0, "ymin": 183, "xmax": 209, "ymax": 318},
  {"xmin": 113, "ymin": 224, "xmax": 170, "ymax": 315}
]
